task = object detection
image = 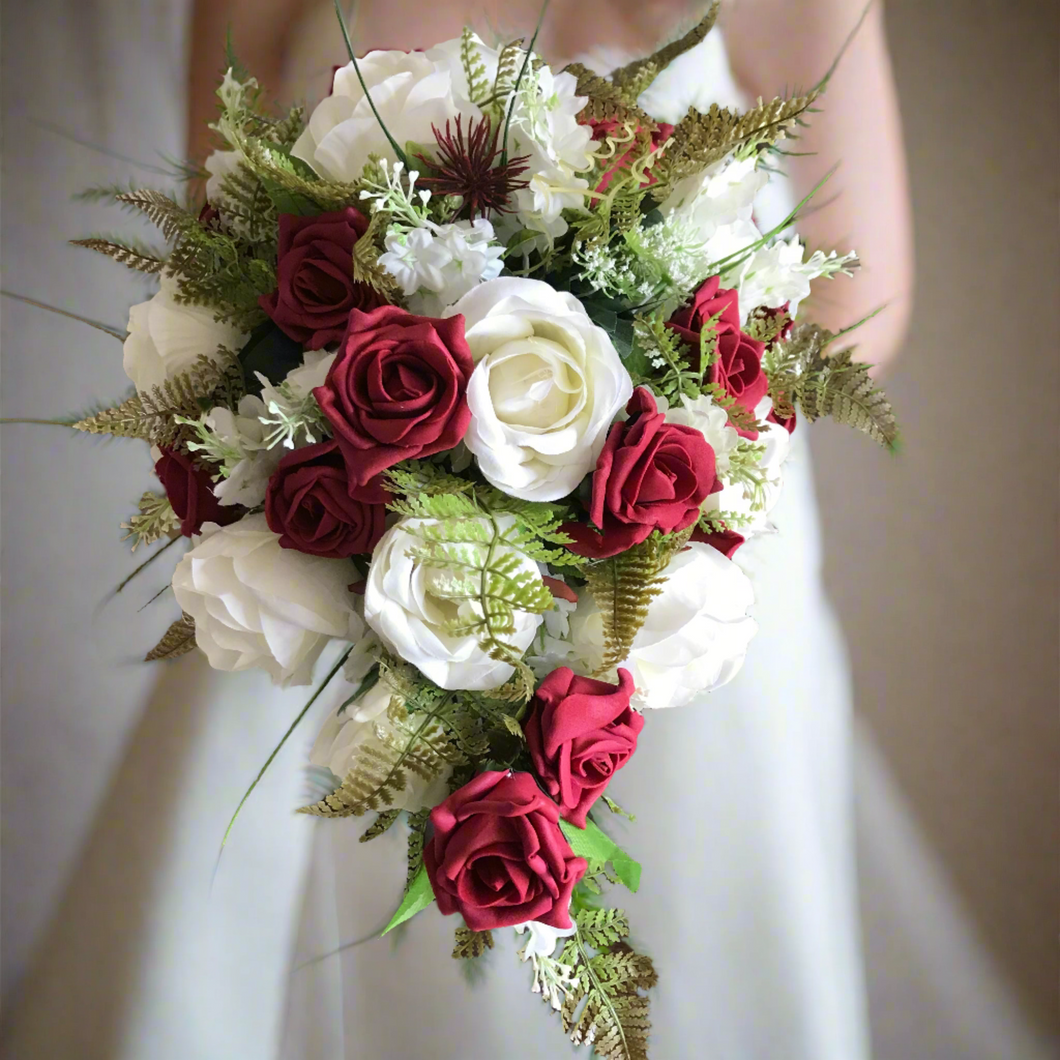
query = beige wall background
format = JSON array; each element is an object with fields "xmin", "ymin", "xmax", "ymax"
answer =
[{"xmin": 810, "ymin": 0, "xmax": 1058, "ymax": 1036}]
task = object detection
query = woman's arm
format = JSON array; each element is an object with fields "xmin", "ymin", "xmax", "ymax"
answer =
[{"xmin": 725, "ymin": 0, "xmax": 913, "ymax": 371}]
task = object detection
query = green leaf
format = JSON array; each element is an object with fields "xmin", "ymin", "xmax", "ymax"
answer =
[
  {"xmin": 561, "ymin": 818, "xmax": 641, "ymax": 893},
  {"xmin": 258, "ymin": 172, "xmax": 319, "ymax": 216},
  {"xmin": 382, "ymin": 865, "xmax": 435, "ymax": 935}
]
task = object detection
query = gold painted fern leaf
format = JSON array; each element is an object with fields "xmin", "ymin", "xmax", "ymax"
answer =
[
  {"xmin": 145, "ymin": 613, "xmax": 196, "ymax": 662},
  {"xmin": 69, "ymin": 238, "xmax": 166, "ymax": 274},
  {"xmin": 553, "ymin": 907, "xmax": 658, "ymax": 1060}
]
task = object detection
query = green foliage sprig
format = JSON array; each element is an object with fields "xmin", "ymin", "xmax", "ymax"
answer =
[{"xmin": 121, "ymin": 491, "xmax": 180, "ymax": 550}]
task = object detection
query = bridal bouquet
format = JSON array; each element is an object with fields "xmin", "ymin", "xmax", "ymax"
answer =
[{"xmin": 49, "ymin": 6, "xmax": 894, "ymax": 1057}]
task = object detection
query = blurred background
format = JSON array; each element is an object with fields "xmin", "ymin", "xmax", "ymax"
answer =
[{"xmin": 1, "ymin": 1, "xmax": 1056, "ymax": 1058}]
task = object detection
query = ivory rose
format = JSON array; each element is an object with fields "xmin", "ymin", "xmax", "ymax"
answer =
[
  {"xmin": 171, "ymin": 513, "xmax": 362, "ymax": 686},
  {"xmin": 445, "ymin": 278, "xmax": 632, "ymax": 502}
]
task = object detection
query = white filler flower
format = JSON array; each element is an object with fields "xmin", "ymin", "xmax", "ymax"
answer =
[
  {"xmin": 172, "ymin": 514, "xmax": 362, "ymax": 686},
  {"xmin": 363, "ymin": 514, "xmax": 545, "ymax": 691},
  {"xmin": 445, "ymin": 277, "xmax": 632, "ymax": 502},
  {"xmin": 572, "ymin": 542, "xmax": 757, "ymax": 709},
  {"xmin": 122, "ymin": 273, "xmax": 244, "ymax": 394},
  {"xmin": 380, "ymin": 218, "xmax": 505, "ymax": 315}
]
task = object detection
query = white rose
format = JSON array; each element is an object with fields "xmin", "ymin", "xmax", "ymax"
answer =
[
  {"xmin": 292, "ymin": 46, "xmax": 477, "ymax": 181},
  {"xmin": 308, "ymin": 676, "xmax": 452, "ymax": 811},
  {"xmin": 172, "ymin": 514, "xmax": 362, "ymax": 686},
  {"xmin": 364, "ymin": 514, "xmax": 544, "ymax": 690},
  {"xmin": 571, "ymin": 542, "xmax": 757, "ymax": 709},
  {"xmin": 122, "ymin": 273, "xmax": 245, "ymax": 394},
  {"xmin": 444, "ymin": 278, "xmax": 632, "ymax": 501}
]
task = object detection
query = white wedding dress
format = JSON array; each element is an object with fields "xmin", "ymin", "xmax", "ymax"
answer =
[{"xmin": 277, "ymin": 12, "xmax": 870, "ymax": 1060}]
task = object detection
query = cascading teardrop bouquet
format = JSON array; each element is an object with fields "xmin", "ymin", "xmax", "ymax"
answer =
[{"xmin": 50, "ymin": 6, "xmax": 896, "ymax": 1057}]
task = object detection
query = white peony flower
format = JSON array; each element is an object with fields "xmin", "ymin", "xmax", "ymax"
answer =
[
  {"xmin": 363, "ymin": 514, "xmax": 545, "ymax": 690},
  {"xmin": 122, "ymin": 273, "xmax": 244, "ymax": 394},
  {"xmin": 444, "ymin": 278, "xmax": 632, "ymax": 501},
  {"xmin": 659, "ymin": 155, "xmax": 766, "ymax": 243},
  {"xmin": 571, "ymin": 542, "xmax": 757, "ymax": 709},
  {"xmin": 379, "ymin": 218, "xmax": 505, "ymax": 315},
  {"xmin": 172, "ymin": 514, "xmax": 362, "ymax": 686},
  {"xmin": 308, "ymin": 676, "xmax": 452, "ymax": 811},
  {"xmin": 663, "ymin": 393, "xmax": 741, "ymax": 477},
  {"xmin": 292, "ymin": 46, "xmax": 477, "ymax": 181}
]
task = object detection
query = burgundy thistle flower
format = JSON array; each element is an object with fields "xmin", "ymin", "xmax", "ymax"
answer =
[{"xmin": 415, "ymin": 116, "xmax": 530, "ymax": 220}]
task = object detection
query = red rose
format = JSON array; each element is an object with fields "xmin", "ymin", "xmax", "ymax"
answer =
[
  {"xmin": 260, "ymin": 208, "xmax": 382, "ymax": 350},
  {"xmin": 525, "ymin": 667, "xmax": 643, "ymax": 828},
  {"xmin": 564, "ymin": 388, "xmax": 721, "ymax": 559},
  {"xmin": 154, "ymin": 447, "xmax": 240, "ymax": 537},
  {"xmin": 691, "ymin": 523, "xmax": 745, "ymax": 558},
  {"xmin": 668, "ymin": 276, "xmax": 768, "ymax": 438},
  {"xmin": 424, "ymin": 770, "xmax": 588, "ymax": 932},
  {"xmin": 588, "ymin": 119, "xmax": 674, "ymax": 193},
  {"xmin": 314, "ymin": 305, "xmax": 474, "ymax": 486},
  {"xmin": 264, "ymin": 439, "xmax": 389, "ymax": 558}
]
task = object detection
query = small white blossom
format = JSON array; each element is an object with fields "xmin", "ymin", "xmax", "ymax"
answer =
[
  {"xmin": 379, "ymin": 218, "xmax": 504, "ymax": 315},
  {"xmin": 733, "ymin": 238, "xmax": 858, "ymax": 321},
  {"xmin": 515, "ymin": 919, "xmax": 579, "ymax": 1010},
  {"xmin": 256, "ymin": 350, "xmax": 335, "ymax": 450}
]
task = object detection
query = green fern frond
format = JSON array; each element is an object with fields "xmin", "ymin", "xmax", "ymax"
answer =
[
  {"xmin": 69, "ymin": 237, "xmax": 166, "ymax": 274},
  {"xmin": 144, "ymin": 612, "xmax": 196, "ymax": 662},
  {"xmin": 460, "ymin": 28, "xmax": 491, "ymax": 106},
  {"xmin": 489, "ymin": 39, "xmax": 525, "ymax": 114},
  {"xmin": 606, "ymin": 4, "xmax": 720, "ymax": 96},
  {"xmin": 298, "ymin": 696, "xmax": 465, "ymax": 819},
  {"xmin": 453, "ymin": 925, "xmax": 494, "ymax": 960},
  {"xmin": 580, "ymin": 531, "xmax": 688, "ymax": 679},
  {"xmin": 550, "ymin": 907, "xmax": 657, "ymax": 1060},
  {"xmin": 768, "ymin": 323, "xmax": 898, "ymax": 448},
  {"xmin": 653, "ymin": 91, "xmax": 819, "ymax": 201},
  {"xmin": 121, "ymin": 491, "xmax": 180, "ymax": 550},
  {"xmin": 359, "ymin": 808, "xmax": 402, "ymax": 842},
  {"xmin": 72, "ymin": 352, "xmax": 243, "ymax": 447}
]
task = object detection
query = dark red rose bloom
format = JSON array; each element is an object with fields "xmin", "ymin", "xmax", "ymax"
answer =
[
  {"xmin": 260, "ymin": 207, "xmax": 383, "ymax": 350},
  {"xmin": 767, "ymin": 405, "xmax": 797, "ymax": 434},
  {"xmin": 424, "ymin": 770, "xmax": 588, "ymax": 932},
  {"xmin": 563, "ymin": 388, "xmax": 722, "ymax": 559},
  {"xmin": 525, "ymin": 667, "xmax": 643, "ymax": 829},
  {"xmin": 588, "ymin": 119, "xmax": 674, "ymax": 193},
  {"xmin": 264, "ymin": 439, "xmax": 389, "ymax": 558},
  {"xmin": 691, "ymin": 523, "xmax": 746, "ymax": 558},
  {"xmin": 667, "ymin": 276, "xmax": 768, "ymax": 439},
  {"xmin": 314, "ymin": 305, "xmax": 474, "ymax": 486},
  {"xmin": 154, "ymin": 447, "xmax": 240, "ymax": 537}
]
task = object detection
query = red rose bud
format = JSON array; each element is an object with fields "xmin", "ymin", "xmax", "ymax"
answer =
[
  {"xmin": 424, "ymin": 770, "xmax": 588, "ymax": 933},
  {"xmin": 525, "ymin": 667, "xmax": 643, "ymax": 828},
  {"xmin": 314, "ymin": 305, "xmax": 474, "ymax": 487},
  {"xmin": 563, "ymin": 388, "xmax": 722, "ymax": 559},
  {"xmin": 155, "ymin": 447, "xmax": 240, "ymax": 537},
  {"xmin": 667, "ymin": 276, "xmax": 768, "ymax": 439},
  {"xmin": 265, "ymin": 439, "xmax": 389, "ymax": 558},
  {"xmin": 260, "ymin": 207, "xmax": 383, "ymax": 350}
]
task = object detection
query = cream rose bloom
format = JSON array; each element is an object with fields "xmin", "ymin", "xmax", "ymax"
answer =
[
  {"xmin": 122, "ymin": 273, "xmax": 244, "ymax": 394},
  {"xmin": 445, "ymin": 278, "xmax": 632, "ymax": 501},
  {"xmin": 571, "ymin": 542, "xmax": 757, "ymax": 709},
  {"xmin": 292, "ymin": 46, "xmax": 476, "ymax": 181},
  {"xmin": 308, "ymin": 676, "xmax": 452, "ymax": 811},
  {"xmin": 364, "ymin": 514, "xmax": 544, "ymax": 690},
  {"xmin": 172, "ymin": 514, "xmax": 362, "ymax": 687}
]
